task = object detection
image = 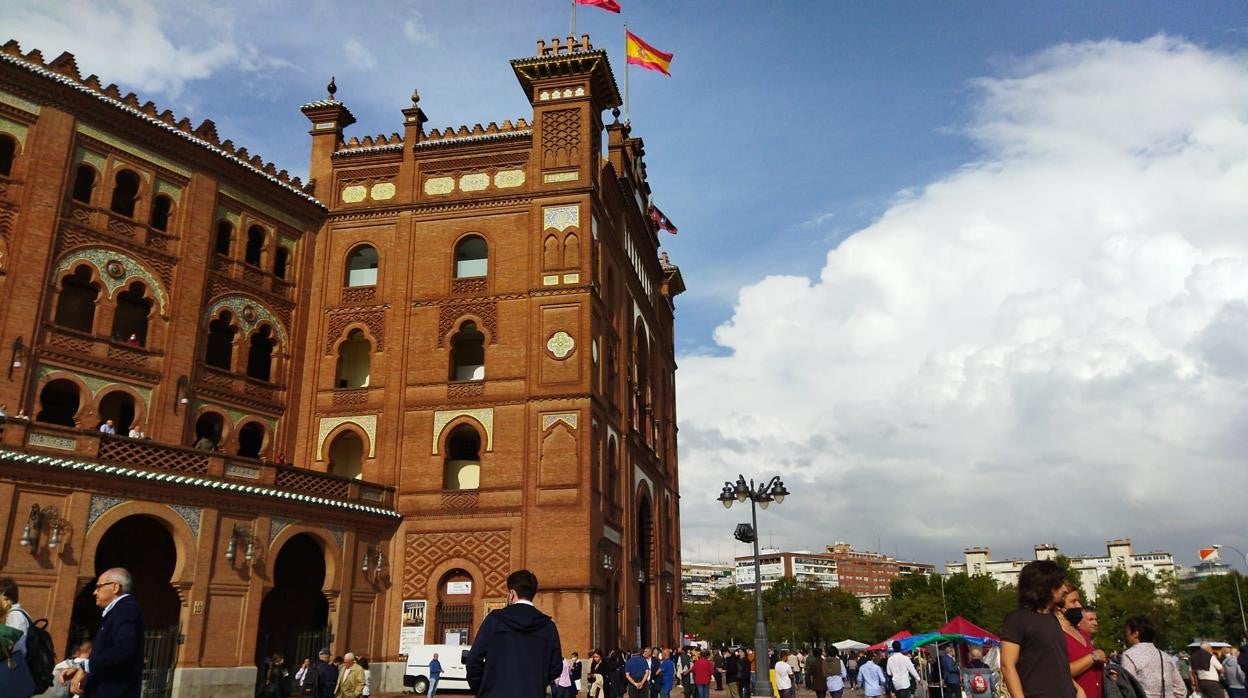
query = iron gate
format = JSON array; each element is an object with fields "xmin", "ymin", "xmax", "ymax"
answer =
[
  {"xmin": 141, "ymin": 625, "xmax": 179, "ymax": 698},
  {"xmin": 295, "ymin": 627, "xmax": 331, "ymax": 665},
  {"xmin": 436, "ymin": 603, "xmax": 473, "ymax": 645}
]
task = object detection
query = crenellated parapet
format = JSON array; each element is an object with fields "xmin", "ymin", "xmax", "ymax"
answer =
[{"xmin": 0, "ymin": 39, "xmax": 320, "ymax": 201}]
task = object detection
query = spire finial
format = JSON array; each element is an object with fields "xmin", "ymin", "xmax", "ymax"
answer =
[
  {"xmin": 327, "ymin": 76, "xmax": 337, "ymax": 101},
  {"xmin": 611, "ymin": 107, "xmax": 621, "ymax": 124},
  {"xmin": 411, "ymin": 89, "xmax": 420, "ymax": 106}
]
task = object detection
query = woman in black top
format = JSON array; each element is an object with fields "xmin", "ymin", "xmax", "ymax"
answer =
[{"xmin": 1000, "ymin": 559, "xmax": 1081, "ymax": 698}]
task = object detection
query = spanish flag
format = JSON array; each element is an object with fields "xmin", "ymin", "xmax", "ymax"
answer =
[{"xmin": 625, "ymin": 30, "xmax": 673, "ymax": 76}]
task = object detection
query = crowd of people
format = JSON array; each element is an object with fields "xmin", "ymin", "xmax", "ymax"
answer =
[
  {"xmin": 258, "ymin": 648, "xmax": 372, "ymax": 698},
  {"xmin": 5, "ymin": 560, "xmax": 1248, "ymax": 698}
]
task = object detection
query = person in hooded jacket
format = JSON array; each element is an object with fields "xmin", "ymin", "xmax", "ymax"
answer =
[{"xmin": 465, "ymin": 569, "xmax": 562, "ymax": 698}]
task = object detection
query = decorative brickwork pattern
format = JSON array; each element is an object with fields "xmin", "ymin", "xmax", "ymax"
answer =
[
  {"xmin": 402, "ymin": 530, "xmax": 510, "ymax": 598},
  {"xmin": 331, "ymin": 389, "xmax": 368, "ymax": 406},
  {"xmin": 106, "ymin": 343, "xmax": 151, "ymax": 369},
  {"xmin": 441, "ymin": 491, "xmax": 479, "ymax": 510},
  {"xmin": 274, "ymin": 467, "xmax": 350, "ymax": 499},
  {"xmin": 447, "ymin": 382, "xmax": 484, "ymax": 399},
  {"xmin": 0, "ymin": 207, "xmax": 15, "ymax": 238},
  {"xmin": 243, "ymin": 381, "xmax": 276, "ymax": 401},
  {"xmin": 340, "ymin": 286, "xmax": 376, "ymax": 304},
  {"xmin": 47, "ymin": 329, "xmax": 95, "ymax": 355},
  {"xmin": 99, "ymin": 437, "xmax": 210, "ymax": 475},
  {"xmin": 422, "ymin": 153, "xmax": 528, "ymax": 173},
  {"xmin": 542, "ymin": 108, "xmax": 580, "ymax": 169},
  {"xmin": 325, "ymin": 306, "xmax": 387, "ymax": 353},
  {"xmin": 200, "ymin": 369, "xmax": 233, "ymax": 389},
  {"xmin": 450, "ymin": 277, "xmax": 487, "ymax": 296},
  {"xmin": 438, "ymin": 299, "xmax": 497, "ymax": 344}
]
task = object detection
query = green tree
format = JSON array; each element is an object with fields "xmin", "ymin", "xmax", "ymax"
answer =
[
  {"xmin": 685, "ymin": 585, "xmax": 754, "ymax": 645},
  {"xmin": 1178, "ymin": 572, "xmax": 1248, "ymax": 646},
  {"xmin": 1094, "ymin": 567, "xmax": 1181, "ymax": 651},
  {"xmin": 760, "ymin": 576, "xmax": 865, "ymax": 646}
]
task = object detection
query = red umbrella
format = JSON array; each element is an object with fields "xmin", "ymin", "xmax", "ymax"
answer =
[
  {"xmin": 866, "ymin": 629, "xmax": 913, "ymax": 651},
  {"xmin": 937, "ymin": 616, "xmax": 1000, "ymax": 642}
]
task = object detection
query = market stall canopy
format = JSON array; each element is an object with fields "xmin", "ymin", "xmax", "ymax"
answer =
[
  {"xmin": 867, "ymin": 630, "xmax": 913, "ymax": 651},
  {"xmin": 833, "ymin": 639, "xmax": 870, "ymax": 651},
  {"xmin": 938, "ymin": 616, "xmax": 1000, "ymax": 642}
]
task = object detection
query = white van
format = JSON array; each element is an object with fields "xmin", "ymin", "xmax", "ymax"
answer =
[{"xmin": 404, "ymin": 644, "xmax": 470, "ymax": 694}]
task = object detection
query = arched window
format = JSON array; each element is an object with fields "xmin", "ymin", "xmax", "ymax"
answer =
[
  {"xmin": 345, "ymin": 245, "xmax": 378, "ymax": 287},
  {"xmin": 214, "ymin": 221, "xmax": 232, "ymax": 256},
  {"xmin": 453, "ymin": 236, "xmax": 488, "ymax": 278},
  {"xmin": 327, "ymin": 431, "xmax": 364, "ymax": 480},
  {"xmin": 449, "ymin": 321, "xmax": 485, "ymax": 381},
  {"xmin": 98, "ymin": 390, "xmax": 136, "ymax": 434},
  {"xmin": 606, "ymin": 435, "xmax": 619, "ymax": 506},
  {"xmin": 193, "ymin": 412, "xmax": 224, "ymax": 449},
  {"xmin": 36, "ymin": 379, "xmax": 80, "ymax": 427},
  {"xmin": 205, "ymin": 311, "xmax": 237, "ymax": 370},
  {"xmin": 563, "ymin": 233, "xmax": 580, "ymax": 268},
  {"xmin": 71, "ymin": 164, "xmax": 96, "ymax": 204},
  {"xmin": 246, "ymin": 325, "xmax": 275, "ymax": 382},
  {"xmin": 245, "ymin": 225, "xmax": 265, "ymax": 266},
  {"xmin": 237, "ymin": 422, "xmax": 265, "ymax": 458},
  {"xmin": 273, "ymin": 247, "xmax": 291, "ymax": 280},
  {"xmin": 542, "ymin": 234, "xmax": 559, "ymax": 270},
  {"xmin": 111, "ymin": 282, "xmax": 151, "ymax": 346},
  {"xmin": 149, "ymin": 194, "xmax": 174, "ymax": 231},
  {"xmin": 109, "ymin": 169, "xmax": 140, "ymax": 218},
  {"xmin": 443, "ymin": 424, "xmax": 481, "ymax": 491},
  {"xmin": 0, "ymin": 134, "xmax": 16, "ymax": 177},
  {"xmin": 54, "ymin": 265, "xmax": 99, "ymax": 333},
  {"xmin": 336, "ymin": 329, "xmax": 371, "ymax": 389}
]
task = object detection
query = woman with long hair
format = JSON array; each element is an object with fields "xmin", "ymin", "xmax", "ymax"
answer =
[{"xmin": 999, "ymin": 559, "xmax": 1080, "ymax": 698}]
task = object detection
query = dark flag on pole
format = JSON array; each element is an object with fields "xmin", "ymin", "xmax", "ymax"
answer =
[{"xmin": 649, "ymin": 205, "xmax": 678, "ymax": 234}]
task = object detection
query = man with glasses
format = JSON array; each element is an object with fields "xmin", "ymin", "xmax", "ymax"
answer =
[{"xmin": 60, "ymin": 568, "xmax": 144, "ymax": 698}]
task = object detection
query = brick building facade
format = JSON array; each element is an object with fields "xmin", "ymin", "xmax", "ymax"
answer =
[{"xmin": 0, "ymin": 33, "xmax": 683, "ymax": 696}]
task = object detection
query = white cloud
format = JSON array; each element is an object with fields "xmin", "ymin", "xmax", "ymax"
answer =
[
  {"xmin": 6, "ymin": 0, "xmax": 247, "ymax": 97},
  {"xmin": 678, "ymin": 36, "xmax": 1248, "ymax": 566},
  {"xmin": 402, "ymin": 14, "xmax": 437, "ymax": 47},
  {"xmin": 343, "ymin": 37, "xmax": 377, "ymax": 71}
]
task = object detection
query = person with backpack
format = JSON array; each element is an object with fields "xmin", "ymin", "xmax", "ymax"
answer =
[
  {"xmin": 824, "ymin": 648, "xmax": 848, "ymax": 698},
  {"xmin": 0, "ymin": 576, "xmax": 42, "ymax": 697},
  {"xmin": 962, "ymin": 647, "xmax": 995, "ymax": 698},
  {"xmin": 808, "ymin": 647, "xmax": 829, "ymax": 698}
]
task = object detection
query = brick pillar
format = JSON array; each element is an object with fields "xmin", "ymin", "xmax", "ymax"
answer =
[{"xmin": 0, "ymin": 106, "xmax": 77, "ymax": 412}]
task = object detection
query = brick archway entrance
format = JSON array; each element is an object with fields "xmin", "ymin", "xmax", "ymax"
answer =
[
  {"xmin": 256, "ymin": 533, "xmax": 329, "ymax": 666},
  {"xmin": 68, "ymin": 514, "xmax": 182, "ymax": 697}
]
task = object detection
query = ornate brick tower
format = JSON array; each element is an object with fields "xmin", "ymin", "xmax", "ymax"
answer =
[{"xmin": 300, "ymin": 34, "xmax": 685, "ymax": 654}]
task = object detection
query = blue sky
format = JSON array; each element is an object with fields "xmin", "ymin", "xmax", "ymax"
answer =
[{"xmin": 10, "ymin": 1, "xmax": 1248, "ymax": 568}]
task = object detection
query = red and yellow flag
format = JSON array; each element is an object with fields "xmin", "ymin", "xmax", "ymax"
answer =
[
  {"xmin": 574, "ymin": 0, "xmax": 621, "ymax": 13},
  {"xmin": 625, "ymin": 30, "xmax": 673, "ymax": 76}
]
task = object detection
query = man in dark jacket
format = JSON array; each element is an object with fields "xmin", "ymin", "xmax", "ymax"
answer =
[
  {"xmin": 61, "ymin": 568, "xmax": 145, "ymax": 698},
  {"xmin": 466, "ymin": 569, "xmax": 562, "ymax": 697},
  {"xmin": 314, "ymin": 648, "xmax": 337, "ymax": 698}
]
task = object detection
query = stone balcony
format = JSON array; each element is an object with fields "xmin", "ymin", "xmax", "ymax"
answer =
[
  {"xmin": 1, "ymin": 419, "xmax": 395, "ymax": 515},
  {"xmin": 66, "ymin": 202, "xmax": 178, "ymax": 253}
]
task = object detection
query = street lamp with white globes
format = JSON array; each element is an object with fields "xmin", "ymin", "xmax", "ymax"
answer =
[{"xmin": 718, "ymin": 474, "xmax": 791, "ymax": 697}]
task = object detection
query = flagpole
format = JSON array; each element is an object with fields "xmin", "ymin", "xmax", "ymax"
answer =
[
  {"xmin": 570, "ymin": 0, "xmax": 576, "ymax": 36},
  {"xmin": 623, "ymin": 23, "xmax": 631, "ymax": 123}
]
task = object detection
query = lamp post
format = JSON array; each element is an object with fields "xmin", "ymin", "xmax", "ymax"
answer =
[
  {"xmin": 718, "ymin": 474, "xmax": 791, "ymax": 698},
  {"xmin": 1213, "ymin": 544, "xmax": 1248, "ymax": 644}
]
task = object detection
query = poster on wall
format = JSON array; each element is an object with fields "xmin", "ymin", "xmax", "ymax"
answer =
[{"xmin": 399, "ymin": 600, "xmax": 426, "ymax": 656}]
